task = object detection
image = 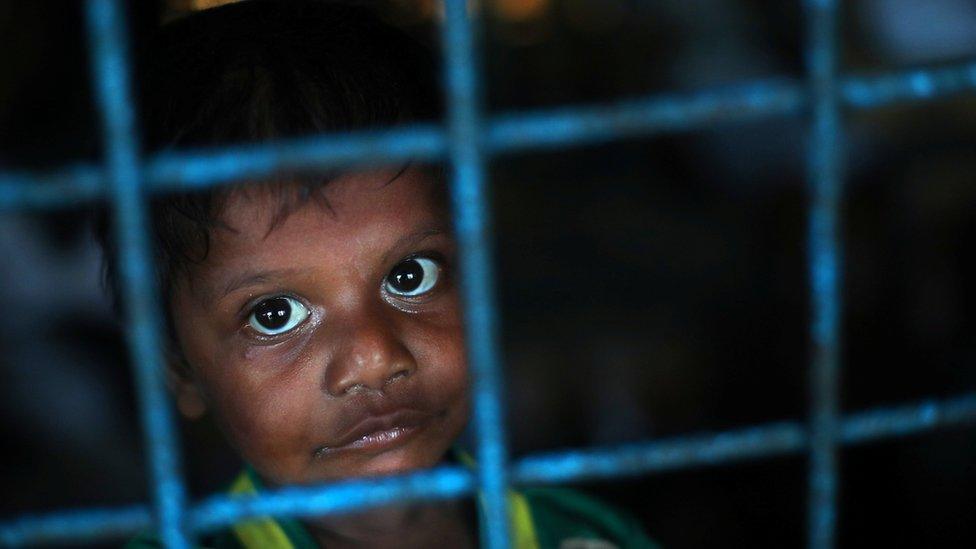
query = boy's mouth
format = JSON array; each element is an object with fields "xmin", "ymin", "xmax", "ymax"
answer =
[{"xmin": 313, "ymin": 408, "xmax": 432, "ymax": 458}]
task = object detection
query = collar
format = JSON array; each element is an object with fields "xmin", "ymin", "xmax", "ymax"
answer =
[{"xmin": 227, "ymin": 461, "xmax": 539, "ymax": 549}]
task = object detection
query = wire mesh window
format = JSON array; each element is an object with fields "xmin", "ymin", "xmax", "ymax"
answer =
[{"xmin": 1, "ymin": 0, "xmax": 975, "ymax": 547}]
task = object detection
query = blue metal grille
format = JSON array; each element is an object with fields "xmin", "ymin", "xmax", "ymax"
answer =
[{"xmin": 1, "ymin": 0, "xmax": 975, "ymax": 547}]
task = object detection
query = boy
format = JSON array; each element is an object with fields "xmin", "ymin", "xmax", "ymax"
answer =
[{"xmin": 97, "ymin": 1, "xmax": 656, "ymax": 547}]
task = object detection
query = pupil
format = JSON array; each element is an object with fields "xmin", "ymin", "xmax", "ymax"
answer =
[
  {"xmin": 254, "ymin": 297, "xmax": 291, "ymax": 330},
  {"xmin": 390, "ymin": 259, "xmax": 423, "ymax": 293}
]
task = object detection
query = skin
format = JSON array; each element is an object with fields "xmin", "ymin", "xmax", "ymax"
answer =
[{"xmin": 168, "ymin": 167, "xmax": 474, "ymax": 546}]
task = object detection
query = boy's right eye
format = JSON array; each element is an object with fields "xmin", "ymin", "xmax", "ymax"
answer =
[{"xmin": 248, "ymin": 296, "xmax": 310, "ymax": 336}]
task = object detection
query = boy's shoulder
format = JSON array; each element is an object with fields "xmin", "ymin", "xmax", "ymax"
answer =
[{"xmin": 518, "ymin": 486, "xmax": 659, "ymax": 549}]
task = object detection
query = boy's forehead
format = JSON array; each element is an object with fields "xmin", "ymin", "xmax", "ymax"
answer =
[
  {"xmin": 186, "ymin": 167, "xmax": 449, "ymax": 299},
  {"xmin": 219, "ymin": 167, "xmax": 442, "ymax": 230}
]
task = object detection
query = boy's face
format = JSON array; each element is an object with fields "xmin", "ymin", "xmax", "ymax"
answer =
[{"xmin": 169, "ymin": 167, "xmax": 470, "ymax": 486}]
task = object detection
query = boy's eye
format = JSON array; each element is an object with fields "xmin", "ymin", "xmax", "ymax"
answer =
[
  {"xmin": 385, "ymin": 257, "xmax": 440, "ymax": 297},
  {"xmin": 248, "ymin": 296, "xmax": 309, "ymax": 336}
]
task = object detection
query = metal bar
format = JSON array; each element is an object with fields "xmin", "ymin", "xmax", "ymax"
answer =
[
  {"xmin": 441, "ymin": 1, "xmax": 511, "ymax": 548},
  {"xmin": 513, "ymin": 392, "xmax": 976, "ymax": 486},
  {"xmin": 84, "ymin": 0, "xmax": 190, "ymax": 547},
  {"xmin": 488, "ymin": 78, "xmax": 803, "ymax": 154},
  {"xmin": 514, "ymin": 422, "xmax": 807, "ymax": 485},
  {"xmin": 0, "ymin": 466, "xmax": 472, "ymax": 548},
  {"xmin": 4, "ymin": 393, "xmax": 974, "ymax": 547},
  {"xmin": 0, "ymin": 506, "xmax": 152, "ymax": 548},
  {"xmin": 804, "ymin": 0, "xmax": 843, "ymax": 548},
  {"xmin": 842, "ymin": 60, "xmax": 976, "ymax": 109},
  {"xmin": 145, "ymin": 124, "xmax": 445, "ymax": 191},
  {"xmin": 190, "ymin": 466, "xmax": 474, "ymax": 533},
  {"xmin": 3, "ymin": 59, "xmax": 976, "ymax": 212},
  {"xmin": 841, "ymin": 393, "xmax": 976, "ymax": 443},
  {"xmin": 0, "ymin": 164, "xmax": 105, "ymax": 210}
]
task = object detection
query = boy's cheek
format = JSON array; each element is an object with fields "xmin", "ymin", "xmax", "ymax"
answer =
[
  {"xmin": 210, "ymin": 379, "xmax": 319, "ymax": 481},
  {"xmin": 180, "ymin": 308, "xmax": 470, "ymax": 484},
  {"xmin": 399, "ymin": 296, "xmax": 466, "ymax": 352},
  {"xmin": 190, "ymin": 345, "xmax": 318, "ymax": 465},
  {"xmin": 406, "ymin": 321, "xmax": 468, "ymax": 384}
]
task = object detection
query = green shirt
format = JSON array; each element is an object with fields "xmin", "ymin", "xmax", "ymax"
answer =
[{"xmin": 127, "ymin": 468, "xmax": 657, "ymax": 549}]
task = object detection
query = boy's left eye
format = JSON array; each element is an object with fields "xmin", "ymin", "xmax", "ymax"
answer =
[
  {"xmin": 384, "ymin": 257, "xmax": 440, "ymax": 297},
  {"xmin": 248, "ymin": 296, "xmax": 309, "ymax": 336}
]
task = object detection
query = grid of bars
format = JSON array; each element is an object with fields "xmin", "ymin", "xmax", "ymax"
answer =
[{"xmin": 1, "ymin": 0, "xmax": 975, "ymax": 547}]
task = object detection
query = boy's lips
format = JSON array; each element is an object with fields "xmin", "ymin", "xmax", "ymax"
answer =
[{"xmin": 313, "ymin": 408, "xmax": 433, "ymax": 458}]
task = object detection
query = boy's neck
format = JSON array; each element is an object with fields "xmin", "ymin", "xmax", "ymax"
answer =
[{"xmin": 303, "ymin": 498, "xmax": 477, "ymax": 549}]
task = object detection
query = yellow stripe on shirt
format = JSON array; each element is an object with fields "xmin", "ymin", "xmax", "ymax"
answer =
[
  {"xmin": 509, "ymin": 490, "xmax": 541, "ymax": 549},
  {"xmin": 225, "ymin": 464, "xmax": 539, "ymax": 549},
  {"xmin": 228, "ymin": 471, "xmax": 296, "ymax": 549}
]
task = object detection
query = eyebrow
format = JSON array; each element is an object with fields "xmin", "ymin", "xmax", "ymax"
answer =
[
  {"xmin": 212, "ymin": 226, "xmax": 450, "ymax": 303},
  {"xmin": 216, "ymin": 267, "xmax": 305, "ymax": 303},
  {"xmin": 380, "ymin": 226, "xmax": 449, "ymax": 265}
]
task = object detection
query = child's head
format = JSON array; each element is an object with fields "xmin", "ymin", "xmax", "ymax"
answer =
[{"xmin": 96, "ymin": 0, "xmax": 469, "ymax": 486}]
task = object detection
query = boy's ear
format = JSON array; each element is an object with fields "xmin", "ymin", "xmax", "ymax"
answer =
[{"xmin": 165, "ymin": 352, "xmax": 207, "ymax": 420}]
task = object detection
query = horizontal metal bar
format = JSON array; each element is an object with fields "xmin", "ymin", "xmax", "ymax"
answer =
[
  {"xmin": 513, "ymin": 422, "xmax": 807, "ymax": 485},
  {"xmin": 0, "ymin": 164, "xmax": 105, "ymax": 210},
  {"xmin": 189, "ymin": 465, "xmax": 474, "ymax": 533},
  {"xmin": 842, "ymin": 60, "xmax": 976, "ymax": 109},
  {"xmin": 3, "ymin": 393, "xmax": 973, "ymax": 546},
  {"xmin": 841, "ymin": 393, "xmax": 976, "ymax": 443},
  {"xmin": 0, "ymin": 467, "xmax": 474, "ymax": 547},
  {"xmin": 512, "ymin": 392, "xmax": 976, "ymax": 485},
  {"xmin": 0, "ymin": 125, "xmax": 444, "ymax": 213},
  {"xmin": 0, "ymin": 505, "xmax": 152, "ymax": 547},
  {"xmin": 487, "ymin": 77, "xmax": 803, "ymax": 154},
  {"xmin": 4, "ymin": 77, "xmax": 799, "ymax": 210},
  {"xmin": 145, "ymin": 124, "xmax": 446, "ymax": 193},
  {"xmin": 1, "ymin": 59, "xmax": 974, "ymax": 212}
]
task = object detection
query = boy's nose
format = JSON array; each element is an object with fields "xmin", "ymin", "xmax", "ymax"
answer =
[{"xmin": 322, "ymin": 310, "xmax": 417, "ymax": 396}]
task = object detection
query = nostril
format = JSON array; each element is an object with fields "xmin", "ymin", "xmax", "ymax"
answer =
[
  {"xmin": 384, "ymin": 368, "xmax": 410, "ymax": 386},
  {"xmin": 343, "ymin": 382, "xmax": 367, "ymax": 395}
]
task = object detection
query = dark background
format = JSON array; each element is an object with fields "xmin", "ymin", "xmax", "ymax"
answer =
[{"xmin": 1, "ymin": 0, "xmax": 975, "ymax": 547}]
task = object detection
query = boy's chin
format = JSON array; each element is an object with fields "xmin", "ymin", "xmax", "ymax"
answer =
[
  {"xmin": 355, "ymin": 456, "xmax": 434, "ymax": 479},
  {"xmin": 296, "ymin": 444, "xmax": 448, "ymax": 485}
]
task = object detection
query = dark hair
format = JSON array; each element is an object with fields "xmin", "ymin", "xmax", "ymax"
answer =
[{"xmin": 94, "ymin": 0, "xmax": 440, "ymax": 324}]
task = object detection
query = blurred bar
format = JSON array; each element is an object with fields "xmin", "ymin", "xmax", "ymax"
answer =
[
  {"xmin": 85, "ymin": 0, "xmax": 190, "ymax": 547},
  {"xmin": 3, "ymin": 392, "xmax": 974, "ymax": 547},
  {"xmin": 841, "ymin": 393, "xmax": 976, "ymax": 443},
  {"xmin": 145, "ymin": 124, "xmax": 446, "ymax": 191},
  {"xmin": 488, "ymin": 78, "xmax": 803, "ymax": 153},
  {"xmin": 189, "ymin": 466, "xmax": 474, "ymax": 533},
  {"xmin": 514, "ymin": 422, "xmax": 808, "ymax": 484},
  {"xmin": 843, "ymin": 60, "xmax": 976, "ymax": 109},
  {"xmin": 0, "ymin": 507, "xmax": 153, "ymax": 548},
  {"xmin": 0, "ymin": 164, "xmax": 105, "ymax": 210},
  {"xmin": 514, "ymin": 392, "xmax": 976, "ymax": 486},
  {"xmin": 804, "ymin": 0, "xmax": 843, "ymax": 547},
  {"xmin": 2, "ymin": 59, "xmax": 976, "ymax": 211},
  {"xmin": 441, "ymin": 0, "xmax": 512, "ymax": 547}
]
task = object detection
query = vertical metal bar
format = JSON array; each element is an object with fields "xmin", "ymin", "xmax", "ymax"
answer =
[
  {"xmin": 85, "ymin": 1, "xmax": 190, "ymax": 547},
  {"xmin": 441, "ymin": 1, "xmax": 511, "ymax": 548},
  {"xmin": 803, "ymin": 1, "xmax": 843, "ymax": 548}
]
